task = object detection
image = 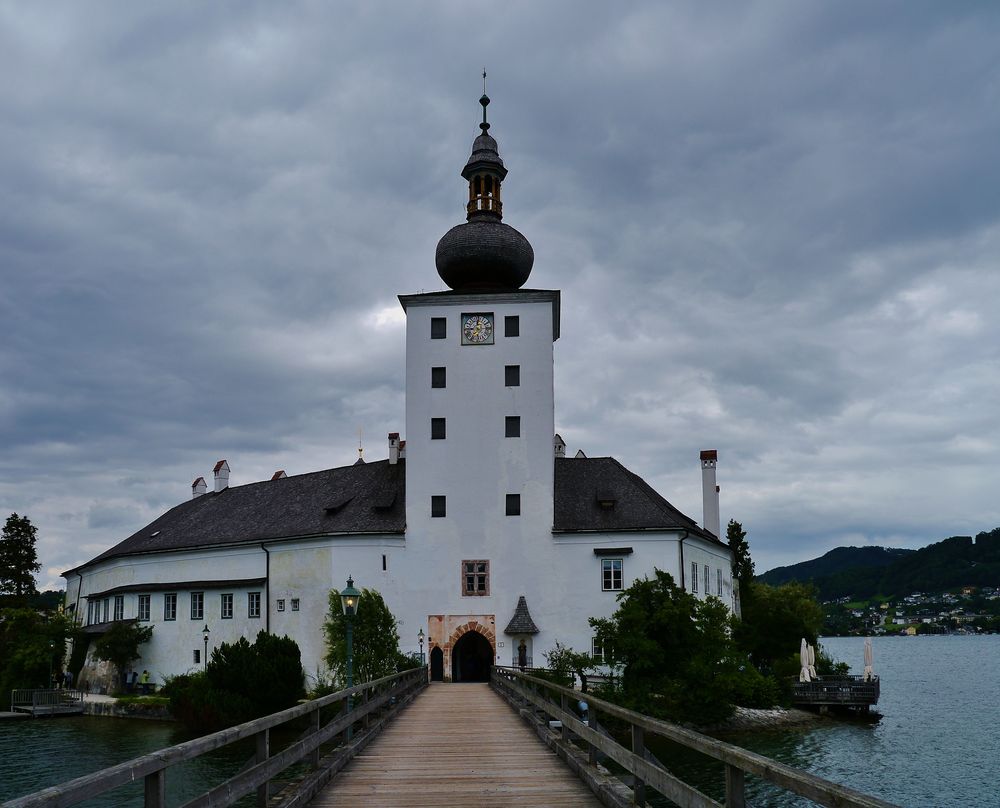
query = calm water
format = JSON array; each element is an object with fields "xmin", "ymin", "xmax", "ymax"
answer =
[
  {"xmin": 647, "ymin": 635, "xmax": 1000, "ymax": 807},
  {"xmin": 2, "ymin": 638, "xmax": 998, "ymax": 806}
]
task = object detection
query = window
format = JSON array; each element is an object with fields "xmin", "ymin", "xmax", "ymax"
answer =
[
  {"xmin": 291, "ymin": 598, "xmax": 300, "ymax": 611},
  {"xmin": 102, "ymin": 599, "xmax": 109, "ymax": 623},
  {"xmin": 431, "ymin": 495, "xmax": 446, "ymax": 517},
  {"xmin": 505, "ymin": 416, "xmax": 520, "ymax": 438},
  {"xmin": 602, "ymin": 558, "xmax": 623, "ymax": 591},
  {"xmin": 193, "ymin": 649, "xmax": 201, "ymax": 665},
  {"xmin": 277, "ymin": 598, "xmax": 285, "ymax": 612},
  {"xmin": 691, "ymin": 562, "xmax": 699, "ymax": 593},
  {"xmin": 87, "ymin": 600, "xmax": 97, "ymax": 625},
  {"xmin": 431, "ymin": 367, "xmax": 446, "ymax": 388},
  {"xmin": 221, "ymin": 593, "xmax": 233, "ymax": 619},
  {"xmin": 164, "ymin": 593, "xmax": 177, "ymax": 621},
  {"xmin": 505, "ymin": 365, "xmax": 520, "ymax": 386},
  {"xmin": 190, "ymin": 591, "xmax": 204, "ymax": 620},
  {"xmin": 506, "ymin": 494, "xmax": 521, "ymax": 516},
  {"xmin": 138, "ymin": 594, "xmax": 151, "ymax": 622},
  {"xmin": 704, "ymin": 565, "xmax": 710, "ymax": 596},
  {"xmin": 591, "ymin": 637, "xmax": 605, "ymax": 664},
  {"xmin": 463, "ymin": 560, "xmax": 489, "ymax": 596},
  {"xmin": 504, "ymin": 315, "xmax": 519, "ymax": 337},
  {"xmin": 717, "ymin": 568, "xmax": 723, "ymax": 596},
  {"xmin": 431, "ymin": 418, "xmax": 446, "ymax": 439},
  {"xmin": 248, "ymin": 592, "xmax": 261, "ymax": 619},
  {"xmin": 431, "ymin": 317, "xmax": 446, "ymax": 339},
  {"xmin": 113, "ymin": 595, "xmax": 124, "ymax": 622},
  {"xmin": 382, "ymin": 554, "xmax": 387, "ymax": 571}
]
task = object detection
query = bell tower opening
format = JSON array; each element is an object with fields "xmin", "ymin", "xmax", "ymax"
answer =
[{"xmin": 451, "ymin": 630, "xmax": 493, "ymax": 682}]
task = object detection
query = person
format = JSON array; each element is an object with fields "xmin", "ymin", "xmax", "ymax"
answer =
[
  {"xmin": 130, "ymin": 670, "xmax": 139, "ymax": 692},
  {"xmin": 139, "ymin": 669, "xmax": 151, "ymax": 695},
  {"xmin": 63, "ymin": 670, "xmax": 73, "ymax": 689},
  {"xmin": 518, "ymin": 640, "xmax": 527, "ymax": 672}
]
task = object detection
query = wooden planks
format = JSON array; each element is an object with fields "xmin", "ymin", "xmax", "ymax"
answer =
[{"xmin": 310, "ymin": 683, "xmax": 603, "ymax": 808}]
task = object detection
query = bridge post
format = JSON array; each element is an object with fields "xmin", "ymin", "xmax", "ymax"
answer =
[
  {"xmin": 725, "ymin": 763, "xmax": 746, "ymax": 808},
  {"xmin": 255, "ymin": 728, "xmax": 269, "ymax": 807},
  {"xmin": 560, "ymin": 693, "xmax": 570, "ymax": 742},
  {"xmin": 143, "ymin": 770, "xmax": 165, "ymax": 808},
  {"xmin": 310, "ymin": 706, "xmax": 321, "ymax": 769},
  {"xmin": 631, "ymin": 724, "xmax": 645, "ymax": 806},
  {"xmin": 588, "ymin": 705, "xmax": 598, "ymax": 766}
]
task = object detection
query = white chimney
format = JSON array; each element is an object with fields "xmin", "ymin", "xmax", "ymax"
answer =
[
  {"xmin": 700, "ymin": 449, "xmax": 720, "ymax": 538},
  {"xmin": 271, "ymin": 470, "xmax": 287, "ymax": 480},
  {"xmin": 398, "ymin": 440, "xmax": 406, "ymax": 460},
  {"xmin": 213, "ymin": 459, "xmax": 230, "ymax": 493},
  {"xmin": 388, "ymin": 432, "xmax": 400, "ymax": 465},
  {"xmin": 575, "ymin": 449, "xmax": 587, "ymax": 458},
  {"xmin": 192, "ymin": 477, "xmax": 207, "ymax": 499},
  {"xmin": 554, "ymin": 433, "xmax": 566, "ymax": 458}
]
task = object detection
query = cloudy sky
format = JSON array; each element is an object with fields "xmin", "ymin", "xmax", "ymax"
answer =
[{"xmin": 2, "ymin": 1, "xmax": 999, "ymax": 589}]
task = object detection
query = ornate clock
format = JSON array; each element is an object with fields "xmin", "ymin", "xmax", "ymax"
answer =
[{"xmin": 461, "ymin": 312, "xmax": 494, "ymax": 345}]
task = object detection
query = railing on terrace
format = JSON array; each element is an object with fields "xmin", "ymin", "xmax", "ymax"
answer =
[
  {"xmin": 491, "ymin": 666, "xmax": 899, "ymax": 808},
  {"xmin": 2, "ymin": 667, "xmax": 426, "ymax": 808},
  {"xmin": 10, "ymin": 689, "xmax": 84, "ymax": 714},
  {"xmin": 791, "ymin": 674, "xmax": 880, "ymax": 707}
]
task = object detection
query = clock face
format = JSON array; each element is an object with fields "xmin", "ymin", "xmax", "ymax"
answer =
[{"xmin": 462, "ymin": 313, "xmax": 494, "ymax": 345}]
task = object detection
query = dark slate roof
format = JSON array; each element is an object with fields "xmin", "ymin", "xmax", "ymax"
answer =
[
  {"xmin": 553, "ymin": 457, "xmax": 721, "ymax": 544},
  {"xmin": 86, "ymin": 578, "xmax": 266, "ymax": 599},
  {"xmin": 68, "ymin": 460, "xmax": 405, "ymax": 573},
  {"xmin": 504, "ymin": 595, "xmax": 539, "ymax": 635}
]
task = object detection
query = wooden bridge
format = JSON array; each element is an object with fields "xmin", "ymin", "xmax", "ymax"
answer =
[{"xmin": 2, "ymin": 667, "xmax": 899, "ymax": 808}]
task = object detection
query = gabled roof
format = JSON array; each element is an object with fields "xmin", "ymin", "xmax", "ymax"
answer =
[
  {"xmin": 67, "ymin": 460, "xmax": 405, "ymax": 574},
  {"xmin": 553, "ymin": 457, "xmax": 720, "ymax": 544}
]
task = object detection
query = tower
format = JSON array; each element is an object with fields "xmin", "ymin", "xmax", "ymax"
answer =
[{"xmin": 398, "ymin": 91, "xmax": 559, "ymax": 678}]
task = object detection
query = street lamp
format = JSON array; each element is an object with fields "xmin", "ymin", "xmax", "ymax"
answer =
[
  {"xmin": 48, "ymin": 641, "xmax": 55, "ymax": 689},
  {"xmin": 202, "ymin": 624, "xmax": 210, "ymax": 667},
  {"xmin": 418, "ymin": 628, "xmax": 425, "ymax": 665},
  {"xmin": 340, "ymin": 576, "xmax": 361, "ymax": 741}
]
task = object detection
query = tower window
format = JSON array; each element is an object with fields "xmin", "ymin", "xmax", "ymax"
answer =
[
  {"xmin": 431, "ymin": 418, "xmax": 446, "ymax": 439},
  {"xmin": 462, "ymin": 560, "xmax": 489, "ymax": 596},
  {"xmin": 505, "ymin": 416, "xmax": 520, "ymax": 438},
  {"xmin": 431, "ymin": 367, "xmax": 446, "ymax": 388},
  {"xmin": 505, "ymin": 365, "xmax": 520, "ymax": 387},
  {"xmin": 431, "ymin": 318, "xmax": 446, "ymax": 339},
  {"xmin": 506, "ymin": 494, "xmax": 521, "ymax": 516},
  {"xmin": 504, "ymin": 316, "xmax": 519, "ymax": 337},
  {"xmin": 431, "ymin": 495, "xmax": 446, "ymax": 517}
]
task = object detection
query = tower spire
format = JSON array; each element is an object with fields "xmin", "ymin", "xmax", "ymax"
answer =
[{"xmin": 480, "ymin": 69, "xmax": 490, "ymax": 134}]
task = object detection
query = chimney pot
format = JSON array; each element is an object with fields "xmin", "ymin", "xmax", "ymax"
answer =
[
  {"xmin": 388, "ymin": 432, "xmax": 400, "ymax": 465},
  {"xmin": 192, "ymin": 477, "xmax": 207, "ymax": 499},
  {"xmin": 554, "ymin": 433, "xmax": 566, "ymax": 458},
  {"xmin": 271, "ymin": 470, "xmax": 287, "ymax": 480},
  {"xmin": 701, "ymin": 449, "xmax": 720, "ymax": 538},
  {"xmin": 214, "ymin": 459, "xmax": 230, "ymax": 493}
]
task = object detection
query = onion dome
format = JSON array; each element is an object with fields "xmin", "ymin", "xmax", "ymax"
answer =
[{"xmin": 436, "ymin": 88, "xmax": 534, "ymax": 291}]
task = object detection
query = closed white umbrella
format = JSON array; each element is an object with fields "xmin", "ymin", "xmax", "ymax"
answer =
[
  {"xmin": 863, "ymin": 637, "xmax": 874, "ymax": 682},
  {"xmin": 807, "ymin": 643, "xmax": 818, "ymax": 679},
  {"xmin": 799, "ymin": 638, "xmax": 811, "ymax": 683}
]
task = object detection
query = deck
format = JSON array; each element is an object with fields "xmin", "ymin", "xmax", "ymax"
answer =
[
  {"xmin": 791, "ymin": 675, "xmax": 880, "ymax": 710},
  {"xmin": 310, "ymin": 682, "xmax": 603, "ymax": 808},
  {"xmin": 9, "ymin": 689, "xmax": 84, "ymax": 717}
]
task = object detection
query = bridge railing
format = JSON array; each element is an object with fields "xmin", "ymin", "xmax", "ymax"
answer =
[
  {"xmin": 492, "ymin": 666, "xmax": 899, "ymax": 808},
  {"xmin": 2, "ymin": 666, "xmax": 427, "ymax": 808},
  {"xmin": 10, "ymin": 689, "xmax": 84, "ymax": 713}
]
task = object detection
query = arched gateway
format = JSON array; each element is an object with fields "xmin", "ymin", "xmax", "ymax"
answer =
[{"xmin": 451, "ymin": 630, "xmax": 493, "ymax": 682}]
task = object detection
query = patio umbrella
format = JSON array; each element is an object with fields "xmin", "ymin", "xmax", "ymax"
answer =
[
  {"xmin": 807, "ymin": 644, "xmax": 818, "ymax": 679},
  {"xmin": 799, "ymin": 638, "xmax": 811, "ymax": 682},
  {"xmin": 863, "ymin": 637, "xmax": 874, "ymax": 682}
]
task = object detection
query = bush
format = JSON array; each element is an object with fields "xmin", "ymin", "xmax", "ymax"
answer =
[{"xmin": 166, "ymin": 632, "xmax": 305, "ymax": 732}]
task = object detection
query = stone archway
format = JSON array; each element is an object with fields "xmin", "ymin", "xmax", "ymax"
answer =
[
  {"xmin": 451, "ymin": 630, "xmax": 493, "ymax": 682},
  {"xmin": 446, "ymin": 619, "xmax": 496, "ymax": 682}
]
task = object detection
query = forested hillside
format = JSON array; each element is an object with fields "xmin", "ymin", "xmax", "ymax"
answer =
[{"xmin": 757, "ymin": 528, "xmax": 1000, "ymax": 600}]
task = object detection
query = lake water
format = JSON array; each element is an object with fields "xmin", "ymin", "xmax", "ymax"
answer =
[
  {"xmin": 2, "ymin": 637, "xmax": 998, "ymax": 806},
  {"xmin": 647, "ymin": 635, "xmax": 1000, "ymax": 807}
]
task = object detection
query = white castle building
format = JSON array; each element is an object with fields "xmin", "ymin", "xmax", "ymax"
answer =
[{"xmin": 64, "ymin": 94, "xmax": 734, "ymax": 688}]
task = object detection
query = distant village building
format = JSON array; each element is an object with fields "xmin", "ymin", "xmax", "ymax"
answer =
[{"xmin": 63, "ymin": 95, "xmax": 735, "ymax": 688}]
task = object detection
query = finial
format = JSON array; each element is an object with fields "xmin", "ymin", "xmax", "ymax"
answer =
[
  {"xmin": 479, "ymin": 69, "xmax": 490, "ymax": 134},
  {"xmin": 358, "ymin": 426, "xmax": 364, "ymax": 460}
]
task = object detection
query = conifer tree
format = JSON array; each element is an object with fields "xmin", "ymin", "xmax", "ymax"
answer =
[
  {"xmin": 727, "ymin": 518, "xmax": 754, "ymax": 588},
  {"xmin": 0, "ymin": 513, "xmax": 42, "ymax": 601}
]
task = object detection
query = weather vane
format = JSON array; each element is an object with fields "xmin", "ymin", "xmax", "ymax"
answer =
[{"xmin": 483, "ymin": 68, "xmax": 487, "ymax": 94}]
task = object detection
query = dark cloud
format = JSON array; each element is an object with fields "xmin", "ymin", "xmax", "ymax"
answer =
[{"xmin": 2, "ymin": 1, "xmax": 999, "ymax": 587}]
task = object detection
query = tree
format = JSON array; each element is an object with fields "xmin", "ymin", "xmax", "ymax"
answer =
[
  {"xmin": 734, "ymin": 580, "xmax": 824, "ymax": 674},
  {"xmin": 727, "ymin": 519, "xmax": 754, "ymax": 589},
  {"xmin": 0, "ymin": 608, "xmax": 78, "ymax": 694},
  {"xmin": 590, "ymin": 569, "xmax": 776, "ymax": 724},
  {"xmin": 324, "ymin": 587, "xmax": 401, "ymax": 686},
  {"xmin": 0, "ymin": 513, "xmax": 42, "ymax": 603},
  {"xmin": 93, "ymin": 621, "xmax": 154, "ymax": 690}
]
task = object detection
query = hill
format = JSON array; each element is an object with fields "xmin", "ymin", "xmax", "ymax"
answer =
[{"xmin": 757, "ymin": 528, "xmax": 1000, "ymax": 601}]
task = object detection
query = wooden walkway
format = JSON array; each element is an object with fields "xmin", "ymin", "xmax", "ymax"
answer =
[{"xmin": 310, "ymin": 682, "xmax": 603, "ymax": 808}]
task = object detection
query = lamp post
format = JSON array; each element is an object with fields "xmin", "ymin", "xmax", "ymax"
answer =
[
  {"xmin": 418, "ymin": 628, "xmax": 425, "ymax": 665},
  {"xmin": 48, "ymin": 641, "xmax": 55, "ymax": 689},
  {"xmin": 340, "ymin": 576, "xmax": 361, "ymax": 741},
  {"xmin": 202, "ymin": 624, "xmax": 210, "ymax": 667}
]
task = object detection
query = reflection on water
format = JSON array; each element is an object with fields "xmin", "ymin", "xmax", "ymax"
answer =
[{"xmin": 645, "ymin": 635, "xmax": 1000, "ymax": 807}]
